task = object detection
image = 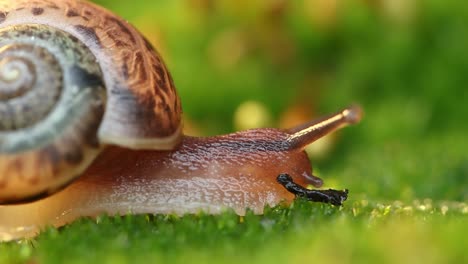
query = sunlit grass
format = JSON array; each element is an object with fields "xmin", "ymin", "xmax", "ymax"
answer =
[{"xmin": 1, "ymin": 200, "xmax": 466, "ymax": 264}]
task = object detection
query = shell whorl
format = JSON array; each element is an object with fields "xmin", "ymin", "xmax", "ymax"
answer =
[
  {"xmin": 0, "ymin": 43, "xmax": 62, "ymax": 131},
  {"xmin": 0, "ymin": 24, "xmax": 106, "ymax": 203}
]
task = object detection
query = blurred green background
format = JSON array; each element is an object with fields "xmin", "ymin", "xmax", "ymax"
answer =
[{"xmin": 2, "ymin": 0, "xmax": 467, "ymax": 263}]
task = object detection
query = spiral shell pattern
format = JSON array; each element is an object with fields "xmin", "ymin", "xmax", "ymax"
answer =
[
  {"xmin": 0, "ymin": 24, "xmax": 106, "ymax": 202},
  {"xmin": 0, "ymin": 43, "xmax": 62, "ymax": 131}
]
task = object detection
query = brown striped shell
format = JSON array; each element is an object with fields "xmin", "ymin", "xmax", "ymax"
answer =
[{"xmin": 0, "ymin": 0, "xmax": 182, "ymax": 203}]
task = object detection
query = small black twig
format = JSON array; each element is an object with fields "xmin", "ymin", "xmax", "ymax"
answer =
[{"xmin": 277, "ymin": 173, "xmax": 348, "ymax": 206}]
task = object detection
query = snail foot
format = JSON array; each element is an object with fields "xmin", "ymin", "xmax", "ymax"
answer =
[{"xmin": 276, "ymin": 173, "xmax": 348, "ymax": 206}]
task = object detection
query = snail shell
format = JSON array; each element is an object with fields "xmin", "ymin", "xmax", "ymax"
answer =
[{"xmin": 0, "ymin": 0, "xmax": 182, "ymax": 203}]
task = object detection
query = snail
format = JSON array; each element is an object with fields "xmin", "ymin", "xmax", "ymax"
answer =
[{"xmin": 0, "ymin": 0, "xmax": 362, "ymax": 241}]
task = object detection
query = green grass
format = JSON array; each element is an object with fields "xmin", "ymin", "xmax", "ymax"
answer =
[{"xmin": 1, "ymin": 200, "xmax": 466, "ymax": 264}]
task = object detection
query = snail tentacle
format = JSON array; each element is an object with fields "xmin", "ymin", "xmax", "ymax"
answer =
[{"xmin": 286, "ymin": 105, "xmax": 363, "ymax": 150}]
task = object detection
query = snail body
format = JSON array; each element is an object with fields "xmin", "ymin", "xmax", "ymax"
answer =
[{"xmin": 0, "ymin": 0, "xmax": 362, "ymax": 241}]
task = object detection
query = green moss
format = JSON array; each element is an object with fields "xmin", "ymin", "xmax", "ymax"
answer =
[{"xmin": 1, "ymin": 201, "xmax": 466, "ymax": 263}]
